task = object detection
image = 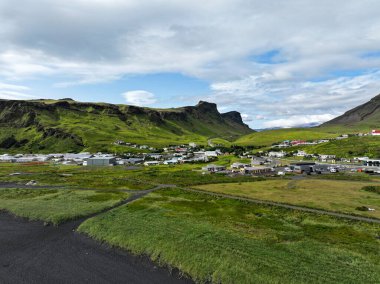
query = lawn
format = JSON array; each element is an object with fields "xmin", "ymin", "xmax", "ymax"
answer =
[
  {"xmin": 0, "ymin": 188, "xmax": 129, "ymax": 225},
  {"xmin": 79, "ymin": 188, "xmax": 380, "ymax": 284},
  {"xmin": 195, "ymin": 179, "xmax": 380, "ymax": 218}
]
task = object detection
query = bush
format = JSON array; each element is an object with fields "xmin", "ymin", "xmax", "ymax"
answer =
[{"xmin": 362, "ymin": 186, "xmax": 380, "ymax": 194}]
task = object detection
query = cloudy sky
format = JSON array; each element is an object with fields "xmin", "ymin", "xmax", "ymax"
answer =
[{"xmin": 1, "ymin": 0, "xmax": 380, "ymax": 128}]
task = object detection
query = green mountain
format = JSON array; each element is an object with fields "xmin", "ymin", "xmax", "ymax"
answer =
[
  {"xmin": 320, "ymin": 93, "xmax": 380, "ymax": 131},
  {"xmin": 0, "ymin": 99, "xmax": 253, "ymax": 153}
]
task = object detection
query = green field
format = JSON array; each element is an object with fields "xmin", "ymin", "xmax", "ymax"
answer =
[
  {"xmin": 288, "ymin": 136, "xmax": 380, "ymax": 158},
  {"xmin": 0, "ymin": 188, "xmax": 129, "ymax": 225},
  {"xmin": 235, "ymin": 128, "xmax": 339, "ymax": 146},
  {"xmin": 195, "ymin": 179, "xmax": 380, "ymax": 218},
  {"xmin": 0, "ymin": 162, "xmax": 264, "ymax": 190},
  {"xmin": 79, "ymin": 188, "xmax": 380, "ymax": 284}
]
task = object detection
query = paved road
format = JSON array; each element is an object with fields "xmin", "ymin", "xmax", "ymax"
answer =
[
  {"xmin": 0, "ymin": 212, "xmax": 192, "ymax": 284},
  {"xmin": 183, "ymin": 188, "xmax": 380, "ymax": 224}
]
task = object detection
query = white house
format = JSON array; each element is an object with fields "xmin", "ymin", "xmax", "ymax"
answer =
[
  {"xmin": 144, "ymin": 161, "xmax": 160, "ymax": 166},
  {"xmin": 268, "ymin": 151, "xmax": 286, "ymax": 158}
]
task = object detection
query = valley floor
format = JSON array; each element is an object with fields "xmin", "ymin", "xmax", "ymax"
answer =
[{"xmin": 0, "ymin": 162, "xmax": 379, "ymax": 283}]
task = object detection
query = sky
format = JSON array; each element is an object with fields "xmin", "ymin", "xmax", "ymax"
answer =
[{"xmin": 1, "ymin": 0, "xmax": 380, "ymax": 129}]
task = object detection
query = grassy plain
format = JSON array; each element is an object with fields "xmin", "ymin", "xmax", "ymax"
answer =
[
  {"xmin": 0, "ymin": 188, "xmax": 129, "ymax": 224},
  {"xmin": 195, "ymin": 179, "xmax": 380, "ymax": 218},
  {"xmin": 0, "ymin": 162, "xmax": 263, "ymax": 190},
  {"xmin": 79, "ymin": 188, "xmax": 380, "ymax": 284}
]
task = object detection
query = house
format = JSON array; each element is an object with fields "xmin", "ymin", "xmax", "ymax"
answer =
[
  {"xmin": 336, "ymin": 134, "xmax": 349, "ymax": 140},
  {"xmin": 122, "ymin": 158, "xmax": 144, "ymax": 165},
  {"xmin": 291, "ymin": 162, "xmax": 316, "ymax": 174},
  {"xmin": 144, "ymin": 161, "xmax": 160, "ymax": 166},
  {"xmin": 371, "ymin": 129, "xmax": 380, "ymax": 136},
  {"xmin": 205, "ymin": 151, "xmax": 220, "ymax": 157},
  {"xmin": 291, "ymin": 140, "xmax": 307, "ymax": 146},
  {"xmin": 202, "ymin": 164, "xmax": 226, "ymax": 172},
  {"xmin": 231, "ymin": 162, "xmax": 250, "ymax": 169},
  {"xmin": 295, "ymin": 150, "xmax": 308, "ymax": 157},
  {"xmin": 85, "ymin": 157, "xmax": 116, "ymax": 166},
  {"xmin": 241, "ymin": 166, "xmax": 272, "ymax": 175},
  {"xmin": 363, "ymin": 159, "xmax": 380, "ymax": 167},
  {"xmin": 268, "ymin": 151, "xmax": 286, "ymax": 158},
  {"xmin": 189, "ymin": 142, "xmax": 197, "ymax": 148},
  {"xmin": 251, "ymin": 156, "xmax": 266, "ymax": 165},
  {"xmin": 318, "ymin": 154, "xmax": 336, "ymax": 162},
  {"xmin": 163, "ymin": 159, "xmax": 179, "ymax": 165}
]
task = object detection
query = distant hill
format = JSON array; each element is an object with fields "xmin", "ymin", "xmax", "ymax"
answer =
[
  {"xmin": 0, "ymin": 99, "xmax": 253, "ymax": 153},
  {"xmin": 320, "ymin": 93, "xmax": 380, "ymax": 131}
]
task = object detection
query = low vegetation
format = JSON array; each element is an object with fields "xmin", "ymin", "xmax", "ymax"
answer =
[
  {"xmin": 195, "ymin": 179, "xmax": 380, "ymax": 218},
  {"xmin": 0, "ymin": 162, "xmax": 264, "ymax": 190},
  {"xmin": 289, "ymin": 136, "xmax": 380, "ymax": 158},
  {"xmin": 362, "ymin": 185, "xmax": 380, "ymax": 194},
  {"xmin": 235, "ymin": 128, "xmax": 338, "ymax": 146},
  {"xmin": 0, "ymin": 188, "xmax": 129, "ymax": 225},
  {"xmin": 79, "ymin": 188, "xmax": 380, "ymax": 284}
]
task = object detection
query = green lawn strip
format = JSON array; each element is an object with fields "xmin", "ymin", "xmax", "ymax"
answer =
[
  {"xmin": 0, "ymin": 188, "xmax": 129, "ymax": 225},
  {"xmin": 194, "ymin": 179, "xmax": 380, "ymax": 219},
  {"xmin": 78, "ymin": 188, "xmax": 380, "ymax": 284}
]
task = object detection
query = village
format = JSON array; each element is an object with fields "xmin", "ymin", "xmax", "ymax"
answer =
[{"xmin": 1, "ymin": 135, "xmax": 380, "ymax": 178}]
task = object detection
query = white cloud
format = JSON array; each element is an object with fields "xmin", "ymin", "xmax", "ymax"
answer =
[
  {"xmin": 0, "ymin": 82, "xmax": 34, "ymax": 100},
  {"xmin": 263, "ymin": 114, "xmax": 336, "ymax": 128},
  {"xmin": 122, "ymin": 90, "xmax": 157, "ymax": 106},
  {"xmin": 0, "ymin": 1, "xmax": 380, "ymax": 127},
  {"xmin": 207, "ymin": 71, "xmax": 380, "ymax": 128}
]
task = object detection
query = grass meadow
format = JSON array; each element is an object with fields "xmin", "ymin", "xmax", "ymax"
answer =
[
  {"xmin": 0, "ymin": 188, "xmax": 129, "ymax": 225},
  {"xmin": 0, "ymin": 162, "xmax": 264, "ymax": 190},
  {"xmin": 195, "ymin": 179, "xmax": 380, "ymax": 218},
  {"xmin": 79, "ymin": 188, "xmax": 380, "ymax": 284}
]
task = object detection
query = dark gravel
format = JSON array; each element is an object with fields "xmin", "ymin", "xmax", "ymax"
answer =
[{"xmin": 0, "ymin": 212, "xmax": 193, "ymax": 284}]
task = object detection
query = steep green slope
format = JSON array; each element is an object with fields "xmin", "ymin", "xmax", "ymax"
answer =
[
  {"xmin": 0, "ymin": 99, "xmax": 253, "ymax": 153},
  {"xmin": 320, "ymin": 93, "xmax": 380, "ymax": 131}
]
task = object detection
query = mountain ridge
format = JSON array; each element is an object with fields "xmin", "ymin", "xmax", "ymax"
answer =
[
  {"xmin": 320, "ymin": 93, "xmax": 380, "ymax": 130},
  {"xmin": 0, "ymin": 98, "xmax": 253, "ymax": 153}
]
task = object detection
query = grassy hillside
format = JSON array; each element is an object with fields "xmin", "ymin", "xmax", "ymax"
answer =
[
  {"xmin": 290, "ymin": 136, "xmax": 380, "ymax": 158},
  {"xmin": 0, "ymin": 99, "xmax": 253, "ymax": 153},
  {"xmin": 235, "ymin": 128, "xmax": 339, "ymax": 146},
  {"xmin": 321, "ymin": 93, "xmax": 380, "ymax": 131}
]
